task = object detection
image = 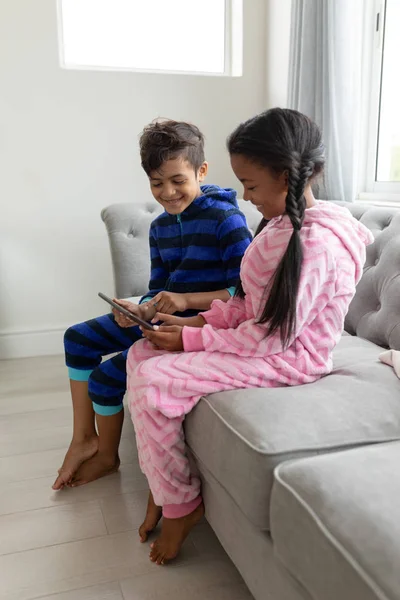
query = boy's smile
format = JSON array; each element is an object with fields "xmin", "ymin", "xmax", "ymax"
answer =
[{"xmin": 149, "ymin": 157, "xmax": 208, "ymax": 215}]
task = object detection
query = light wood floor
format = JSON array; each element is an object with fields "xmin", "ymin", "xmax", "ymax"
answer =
[{"xmin": 0, "ymin": 355, "xmax": 252, "ymax": 600}]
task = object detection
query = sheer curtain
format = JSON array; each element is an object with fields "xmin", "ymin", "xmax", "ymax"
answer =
[{"xmin": 288, "ymin": 0, "xmax": 366, "ymax": 201}]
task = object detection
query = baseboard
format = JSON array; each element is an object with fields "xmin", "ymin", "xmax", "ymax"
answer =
[{"xmin": 0, "ymin": 326, "xmax": 66, "ymax": 359}]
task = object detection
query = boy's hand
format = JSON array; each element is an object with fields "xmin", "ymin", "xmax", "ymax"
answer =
[
  {"xmin": 139, "ymin": 301, "xmax": 157, "ymax": 321},
  {"xmin": 141, "ymin": 325, "xmax": 184, "ymax": 351},
  {"xmin": 146, "ymin": 292, "xmax": 188, "ymax": 315},
  {"xmin": 153, "ymin": 313, "xmax": 206, "ymax": 328},
  {"xmin": 112, "ymin": 299, "xmax": 145, "ymax": 328}
]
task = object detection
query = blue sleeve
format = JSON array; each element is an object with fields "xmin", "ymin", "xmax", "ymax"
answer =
[
  {"xmin": 217, "ymin": 211, "xmax": 252, "ymax": 288},
  {"xmin": 139, "ymin": 225, "xmax": 169, "ymax": 304}
]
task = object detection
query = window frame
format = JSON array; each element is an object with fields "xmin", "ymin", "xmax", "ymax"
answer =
[
  {"xmin": 56, "ymin": 0, "xmax": 243, "ymax": 78},
  {"xmin": 358, "ymin": 0, "xmax": 400, "ymax": 203}
]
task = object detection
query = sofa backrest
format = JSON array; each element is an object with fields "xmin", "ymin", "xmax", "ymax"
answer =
[
  {"xmin": 339, "ymin": 203, "xmax": 400, "ymax": 350},
  {"xmin": 101, "ymin": 199, "xmax": 262, "ymax": 298},
  {"xmin": 101, "ymin": 200, "xmax": 400, "ymax": 350},
  {"xmin": 101, "ymin": 200, "xmax": 162, "ymax": 298}
]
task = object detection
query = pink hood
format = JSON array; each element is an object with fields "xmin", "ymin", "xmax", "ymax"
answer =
[{"xmin": 266, "ymin": 201, "xmax": 374, "ymax": 281}]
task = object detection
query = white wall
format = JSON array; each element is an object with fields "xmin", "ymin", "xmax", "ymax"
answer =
[{"xmin": 0, "ymin": 0, "xmax": 268, "ymax": 358}]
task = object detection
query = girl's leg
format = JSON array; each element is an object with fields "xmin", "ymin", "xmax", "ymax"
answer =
[
  {"xmin": 53, "ymin": 316, "xmax": 141, "ymax": 490},
  {"xmin": 128, "ymin": 352, "xmax": 203, "ymax": 562},
  {"xmin": 138, "ymin": 491, "xmax": 162, "ymax": 543},
  {"xmin": 126, "ymin": 341, "xmax": 277, "ymax": 563}
]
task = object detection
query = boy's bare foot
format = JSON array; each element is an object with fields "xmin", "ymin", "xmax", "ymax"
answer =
[
  {"xmin": 52, "ymin": 436, "xmax": 98, "ymax": 490},
  {"xmin": 68, "ymin": 453, "xmax": 120, "ymax": 487},
  {"xmin": 139, "ymin": 491, "xmax": 162, "ymax": 543},
  {"xmin": 150, "ymin": 501, "xmax": 205, "ymax": 565}
]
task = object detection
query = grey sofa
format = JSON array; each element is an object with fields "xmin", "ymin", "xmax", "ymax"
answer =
[{"xmin": 102, "ymin": 200, "xmax": 400, "ymax": 600}]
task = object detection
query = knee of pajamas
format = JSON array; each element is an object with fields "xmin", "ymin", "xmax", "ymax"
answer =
[
  {"xmin": 88, "ymin": 350, "xmax": 130, "ymax": 416},
  {"xmin": 65, "ymin": 315, "xmax": 143, "ymax": 416}
]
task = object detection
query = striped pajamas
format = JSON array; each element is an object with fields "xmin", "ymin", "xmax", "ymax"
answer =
[
  {"xmin": 64, "ymin": 185, "xmax": 252, "ymax": 412},
  {"xmin": 64, "ymin": 313, "xmax": 142, "ymax": 415},
  {"xmin": 127, "ymin": 202, "xmax": 374, "ymax": 515}
]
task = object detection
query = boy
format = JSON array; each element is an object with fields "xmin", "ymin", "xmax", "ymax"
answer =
[{"xmin": 53, "ymin": 119, "xmax": 251, "ymax": 490}]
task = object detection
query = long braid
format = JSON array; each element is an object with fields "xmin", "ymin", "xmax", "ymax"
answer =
[
  {"xmin": 258, "ymin": 158, "xmax": 316, "ymax": 344},
  {"xmin": 286, "ymin": 160, "xmax": 305, "ymax": 231}
]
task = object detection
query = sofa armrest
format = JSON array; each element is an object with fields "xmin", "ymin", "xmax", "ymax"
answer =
[{"xmin": 101, "ymin": 201, "xmax": 163, "ymax": 298}]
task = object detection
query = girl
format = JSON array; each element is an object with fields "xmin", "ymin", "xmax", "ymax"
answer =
[{"xmin": 126, "ymin": 108, "xmax": 373, "ymax": 565}]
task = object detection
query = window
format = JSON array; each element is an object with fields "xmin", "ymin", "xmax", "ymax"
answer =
[
  {"xmin": 376, "ymin": 0, "xmax": 400, "ymax": 183},
  {"xmin": 57, "ymin": 0, "xmax": 242, "ymax": 77},
  {"xmin": 362, "ymin": 0, "xmax": 400, "ymax": 198}
]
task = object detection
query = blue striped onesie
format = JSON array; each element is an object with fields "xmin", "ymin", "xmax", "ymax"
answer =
[{"xmin": 64, "ymin": 185, "xmax": 252, "ymax": 415}]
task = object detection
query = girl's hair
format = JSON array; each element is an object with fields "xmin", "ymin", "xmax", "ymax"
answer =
[
  {"xmin": 228, "ymin": 108, "xmax": 325, "ymax": 347},
  {"xmin": 140, "ymin": 119, "xmax": 205, "ymax": 175}
]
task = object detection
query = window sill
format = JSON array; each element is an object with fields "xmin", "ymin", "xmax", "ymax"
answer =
[{"xmin": 356, "ymin": 193, "xmax": 400, "ymax": 208}]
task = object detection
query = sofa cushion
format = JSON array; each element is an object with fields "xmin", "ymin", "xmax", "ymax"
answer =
[
  {"xmin": 270, "ymin": 442, "xmax": 400, "ymax": 600},
  {"xmin": 185, "ymin": 335, "xmax": 400, "ymax": 531}
]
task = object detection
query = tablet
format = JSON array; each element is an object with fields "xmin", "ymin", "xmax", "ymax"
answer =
[{"xmin": 98, "ymin": 293, "xmax": 155, "ymax": 331}]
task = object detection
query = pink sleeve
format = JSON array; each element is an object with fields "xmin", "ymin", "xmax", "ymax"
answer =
[
  {"xmin": 183, "ymin": 247, "xmax": 337, "ymax": 357},
  {"xmin": 200, "ymin": 296, "xmax": 247, "ymax": 329}
]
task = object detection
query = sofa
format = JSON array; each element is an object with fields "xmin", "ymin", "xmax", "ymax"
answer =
[{"xmin": 101, "ymin": 199, "xmax": 400, "ymax": 600}]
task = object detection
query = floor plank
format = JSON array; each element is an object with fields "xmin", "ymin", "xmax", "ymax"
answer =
[
  {"xmin": 119, "ymin": 560, "xmax": 246, "ymax": 600},
  {"xmin": 0, "ymin": 437, "xmax": 137, "ymax": 484},
  {"xmin": 0, "ymin": 501, "xmax": 107, "ymax": 556},
  {"xmin": 0, "ymin": 464, "xmax": 148, "ymax": 517},
  {"xmin": 34, "ymin": 582, "xmax": 123, "ymax": 600},
  {"xmin": 0, "ymin": 531, "xmax": 198, "ymax": 599},
  {"xmin": 100, "ymin": 490, "xmax": 150, "ymax": 534}
]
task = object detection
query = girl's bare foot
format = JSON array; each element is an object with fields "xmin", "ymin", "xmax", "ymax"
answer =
[
  {"xmin": 52, "ymin": 436, "xmax": 98, "ymax": 490},
  {"xmin": 150, "ymin": 501, "xmax": 205, "ymax": 565},
  {"xmin": 68, "ymin": 453, "xmax": 120, "ymax": 487},
  {"xmin": 139, "ymin": 491, "xmax": 162, "ymax": 543}
]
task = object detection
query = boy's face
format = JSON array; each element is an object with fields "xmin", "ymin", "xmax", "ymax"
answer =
[{"xmin": 149, "ymin": 157, "xmax": 208, "ymax": 215}]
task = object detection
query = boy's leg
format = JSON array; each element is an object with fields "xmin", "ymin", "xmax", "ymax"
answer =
[
  {"xmin": 69, "ymin": 409, "xmax": 124, "ymax": 486},
  {"xmin": 53, "ymin": 317, "xmax": 141, "ymax": 490},
  {"xmin": 68, "ymin": 349, "xmax": 129, "ymax": 485},
  {"xmin": 52, "ymin": 379, "xmax": 98, "ymax": 490}
]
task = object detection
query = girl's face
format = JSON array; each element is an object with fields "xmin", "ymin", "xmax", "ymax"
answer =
[{"xmin": 230, "ymin": 154, "xmax": 288, "ymax": 220}]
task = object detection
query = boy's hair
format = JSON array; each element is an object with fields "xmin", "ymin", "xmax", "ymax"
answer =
[
  {"xmin": 140, "ymin": 119, "xmax": 205, "ymax": 175},
  {"xmin": 228, "ymin": 108, "xmax": 325, "ymax": 349}
]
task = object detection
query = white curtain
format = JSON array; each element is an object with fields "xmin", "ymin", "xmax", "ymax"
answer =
[{"xmin": 288, "ymin": 0, "xmax": 365, "ymax": 201}]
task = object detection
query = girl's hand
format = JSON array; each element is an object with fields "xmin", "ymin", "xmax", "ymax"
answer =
[
  {"xmin": 153, "ymin": 313, "xmax": 206, "ymax": 328},
  {"xmin": 146, "ymin": 292, "xmax": 188, "ymax": 315},
  {"xmin": 141, "ymin": 325, "xmax": 184, "ymax": 351},
  {"xmin": 112, "ymin": 299, "xmax": 144, "ymax": 328}
]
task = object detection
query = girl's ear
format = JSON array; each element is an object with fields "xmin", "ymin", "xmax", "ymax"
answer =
[
  {"xmin": 283, "ymin": 170, "xmax": 289, "ymax": 190},
  {"xmin": 198, "ymin": 162, "xmax": 208, "ymax": 182},
  {"xmin": 278, "ymin": 170, "xmax": 289, "ymax": 192}
]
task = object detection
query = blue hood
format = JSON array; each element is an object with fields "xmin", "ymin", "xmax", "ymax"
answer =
[{"xmin": 190, "ymin": 185, "xmax": 238, "ymax": 211}]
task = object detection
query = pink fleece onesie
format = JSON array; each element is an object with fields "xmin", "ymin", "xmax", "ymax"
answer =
[{"xmin": 126, "ymin": 202, "xmax": 373, "ymax": 518}]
